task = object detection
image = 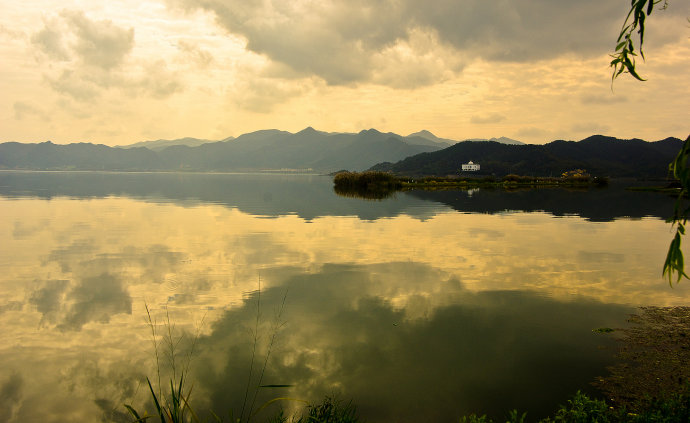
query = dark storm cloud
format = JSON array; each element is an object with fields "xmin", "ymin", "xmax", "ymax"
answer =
[
  {"xmin": 407, "ymin": 0, "xmax": 623, "ymax": 61},
  {"xmin": 167, "ymin": 0, "xmax": 686, "ymax": 87}
]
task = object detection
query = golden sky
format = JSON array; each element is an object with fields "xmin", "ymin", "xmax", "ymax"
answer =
[{"xmin": 1, "ymin": 0, "xmax": 688, "ymax": 146}]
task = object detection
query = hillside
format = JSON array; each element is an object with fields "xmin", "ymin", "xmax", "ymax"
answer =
[
  {"xmin": 0, "ymin": 141, "xmax": 163, "ymax": 171},
  {"xmin": 371, "ymin": 135, "xmax": 682, "ymax": 178}
]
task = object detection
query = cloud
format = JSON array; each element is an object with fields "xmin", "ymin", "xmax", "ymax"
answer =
[
  {"xmin": 34, "ymin": 242, "xmax": 185, "ymax": 330},
  {"xmin": 0, "ymin": 23, "xmax": 26, "ymax": 40},
  {"xmin": 32, "ymin": 10, "xmax": 134, "ymax": 70},
  {"xmin": 577, "ymin": 251, "xmax": 624, "ymax": 263},
  {"xmin": 30, "ymin": 18, "xmax": 70, "ymax": 61},
  {"xmin": 0, "ymin": 372, "xmax": 24, "ymax": 423},
  {"xmin": 177, "ymin": 40, "xmax": 215, "ymax": 68},
  {"xmin": 407, "ymin": 0, "xmax": 627, "ymax": 61},
  {"xmin": 59, "ymin": 10, "xmax": 134, "ymax": 70},
  {"xmin": 29, "ymin": 279, "xmax": 69, "ymax": 326},
  {"xmin": 137, "ymin": 60, "xmax": 184, "ymax": 98},
  {"xmin": 230, "ymin": 74, "xmax": 309, "ymax": 113},
  {"xmin": 58, "ymin": 272, "xmax": 132, "ymax": 331},
  {"xmin": 61, "ymin": 357, "xmax": 146, "ymax": 418},
  {"xmin": 570, "ymin": 122, "xmax": 611, "ymax": 135},
  {"xmin": 46, "ymin": 69, "xmax": 102, "ymax": 101},
  {"xmin": 370, "ymin": 28, "xmax": 465, "ymax": 88},
  {"xmin": 516, "ymin": 126, "xmax": 549, "ymax": 138},
  {"xmin": 31, "ymin": 10, "xmax": 182, "ymax": 102},
  {"xmin": 167, "ymin": 0, "xmax": 687, "ymax": 87},
  {"xmin": 28, "ymin": 275, "xmax": 131, "ymax": 332},
  {"xmin": 0, "ymin": 301, "xmax": 22, "ymax": 315},
  {"xmin": 31, "ymin": 10, "xmax": 134, "ymax": 101},
  {"xmin": 470, "ymin": 113, "xmax": 506, "ymax": 124},
  {"xmin": 13, "ymin": 102, "xmax": 50, "ymax": 121},
  {"xmin": 580, "ymin": 93, "xmax": 628, "ymax": 105},
  {"xmin": 192, "ymin": 262, "xmax": 632, "ymax": 422}
]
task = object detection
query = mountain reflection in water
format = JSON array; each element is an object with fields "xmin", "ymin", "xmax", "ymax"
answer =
[{"xmin": 0, "ymin": 171, "xmax": 676, "ymax": 221}]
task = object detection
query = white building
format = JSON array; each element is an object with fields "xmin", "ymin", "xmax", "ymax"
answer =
[{"xmin": 461, "ymin": 161, "xmax": 480, "ymax": 171}]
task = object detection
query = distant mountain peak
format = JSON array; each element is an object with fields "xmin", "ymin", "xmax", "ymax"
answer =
[
  {"xmin": 489, "ymin": 136, "xmax": 524, "ymax": 145},
  {"xmin": 359, "ymin": 128, "xmax": 382, "ymax": 135},
  {"xmin": 408, "ymin": 130, "xmax": 438, "ymax": 140},
  {"xmin": 406, "ymin": 130, "xmax": 457, "ymax": 146}
]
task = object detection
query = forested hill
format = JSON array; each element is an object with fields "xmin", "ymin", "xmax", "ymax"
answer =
[{"xmin": 370, "ymin": 135, "xmax": 683, "ymax": 178}]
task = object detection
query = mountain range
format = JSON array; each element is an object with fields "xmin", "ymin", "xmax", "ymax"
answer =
[
  {"xmin": 0, "ymin": 128, "xmax": 459, "ymax": 173},
  {"xmin": 0, "ymin": 129, "xmax": 681, "ymax": 178}
]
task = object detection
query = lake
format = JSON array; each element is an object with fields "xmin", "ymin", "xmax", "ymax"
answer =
[{"xmin": 1, "ymin": 171, "xmax": 688, "ymax": 422}]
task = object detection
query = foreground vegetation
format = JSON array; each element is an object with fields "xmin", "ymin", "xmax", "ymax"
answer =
[
  {"xmin": 127, "ymin": 388, "xmax": 690, "ymax": 423},
  {"xmin": 461, "ymin": 390, "xmax": 690, "ymax": 423}
]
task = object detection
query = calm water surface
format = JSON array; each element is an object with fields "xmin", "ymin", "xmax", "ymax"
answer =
[{"xmin": 1, "ymin": 171, "xmax": 688, "ymax": 422}]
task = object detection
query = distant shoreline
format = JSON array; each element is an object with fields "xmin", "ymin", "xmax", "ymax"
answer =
[{"xmin": 0, "ymin": 169, "xmax": 322, "ymax": 176}]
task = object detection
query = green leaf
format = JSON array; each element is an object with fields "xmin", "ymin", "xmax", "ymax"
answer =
[
  {"xmin": 146, "ymin": 377, "xmax": 166, "ymax": 423},
  {"xmin": 124, "ymin": 404, "xmax": 149, "ymax": 422}
]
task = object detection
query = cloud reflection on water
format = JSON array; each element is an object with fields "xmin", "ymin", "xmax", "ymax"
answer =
[
  {"xmin": 0, "ymin": 178, "xmax": 688, "ymax": 421},
  {"xmin": 192, "ymin": 262, "xmax": 631, "ymax": 422}
]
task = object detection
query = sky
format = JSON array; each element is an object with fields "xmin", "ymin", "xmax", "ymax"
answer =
[{"xmin": 1, "ymin": 0, "xmax": 688, "ymax": 146}]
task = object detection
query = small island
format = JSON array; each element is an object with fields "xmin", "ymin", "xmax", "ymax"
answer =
[{"xmin": 333, "ymin": 170, "xmax": 609, "ymax": 199}]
